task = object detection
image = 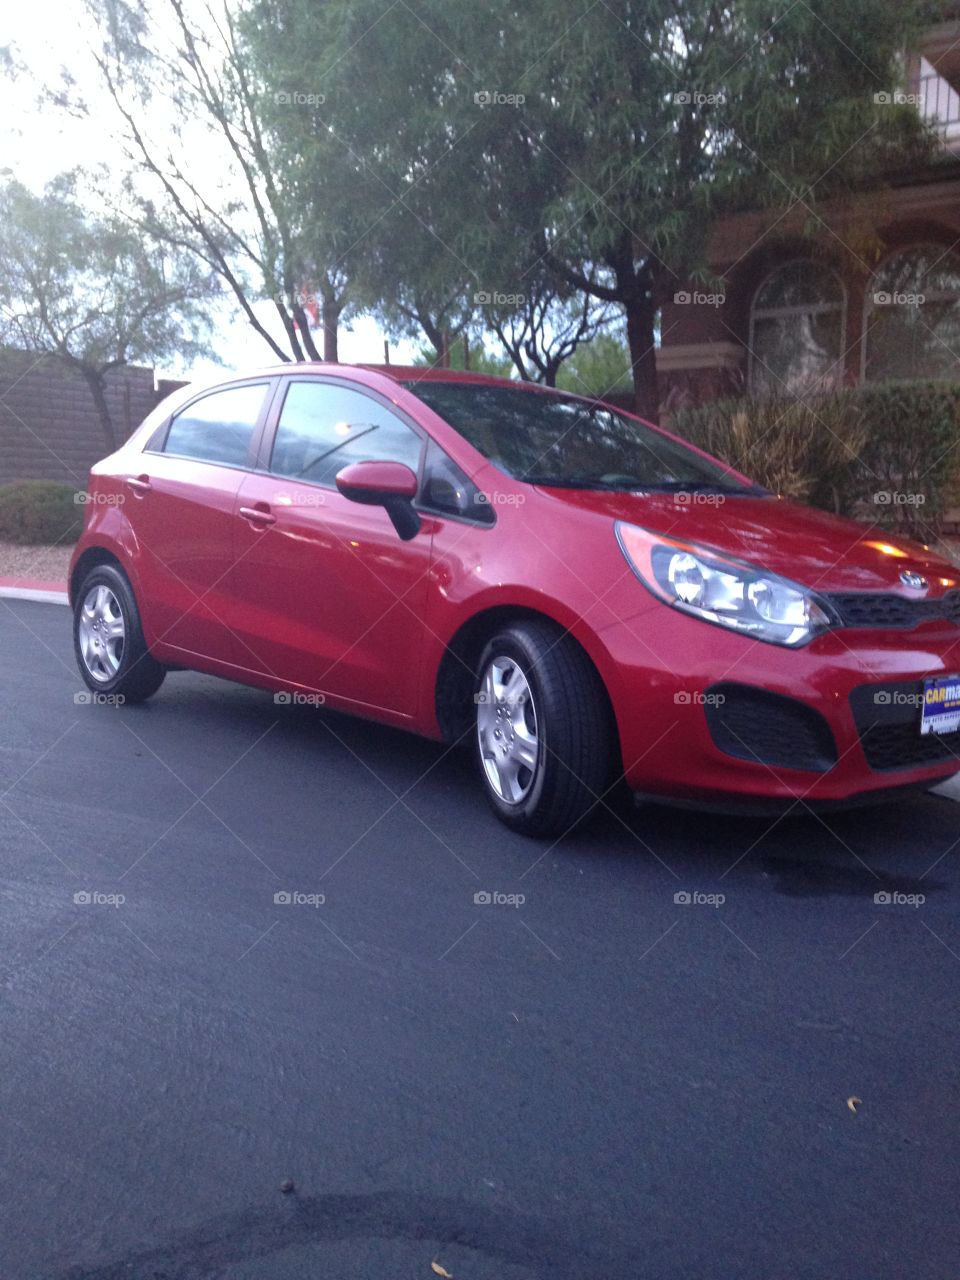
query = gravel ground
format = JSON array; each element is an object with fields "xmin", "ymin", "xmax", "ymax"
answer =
[{"xmin": 0, "ymin": 541, "xmax": 73, "ymax": 582}]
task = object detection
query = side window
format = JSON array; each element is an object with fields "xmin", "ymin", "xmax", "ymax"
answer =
[
  {"xmin": 162, "ymin": 384, "xmax": 267, "ymax": 467},
  {"xmin": 420, "ymin": 440, "xmax": 495, "ymax": 525},
  {"xmin": 270, "ymin": 381, "xmax": 423, "ymax": 487}
]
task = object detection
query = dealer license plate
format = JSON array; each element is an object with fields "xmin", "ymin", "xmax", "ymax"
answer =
[{"xmin": 921, "ymin": 675, "xmax": 960, "ymax": 736}]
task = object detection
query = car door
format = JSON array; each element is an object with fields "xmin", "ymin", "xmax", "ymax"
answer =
[
  {"xmin": 227, "ymin": 378, "xmax": 433, "ymax": 719},
  {"xmin": 128, "ymin": 379, "xmax": 273, "ymax": 666}
]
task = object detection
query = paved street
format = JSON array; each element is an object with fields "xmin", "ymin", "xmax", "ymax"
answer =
[{"xmin": 1, "ymin": 598, "xmax": 958, "ymax": 1279}]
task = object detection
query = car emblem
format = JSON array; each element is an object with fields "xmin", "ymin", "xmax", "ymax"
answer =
[{"xmin": 900, "ymin": 570, "xmax": 928, "ymax": 592}]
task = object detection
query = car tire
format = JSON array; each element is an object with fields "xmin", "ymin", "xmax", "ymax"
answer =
[
  {"xmin": 74, "ymin": 563, "xmax": 166, "ymax": 703},
  {"xmin": 474, "ymin": 620, "xmax": 614, "ymax": 837}
]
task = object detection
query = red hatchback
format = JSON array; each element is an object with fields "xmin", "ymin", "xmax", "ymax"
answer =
[{"xmin": 70, "ymin": 364, "xmax": 960, "ymax": 835}]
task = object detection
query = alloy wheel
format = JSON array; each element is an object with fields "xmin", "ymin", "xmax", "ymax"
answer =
[
  {"xmin": 78, "ymin": 584, "xmax": 126, "ymax": 684},
  {"xmin": 477, "ymin": 655, "xmax": 540, "ymax": 804}
]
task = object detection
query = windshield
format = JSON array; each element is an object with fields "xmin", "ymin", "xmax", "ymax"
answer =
[{"xmin": 402, "ymin": 381, "xmax": 757, "ymax": 492}]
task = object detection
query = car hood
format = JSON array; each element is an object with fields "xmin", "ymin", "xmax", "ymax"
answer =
[{"xmin": 533, "ymin": 486, "xmax": 960, "ymax": 595}]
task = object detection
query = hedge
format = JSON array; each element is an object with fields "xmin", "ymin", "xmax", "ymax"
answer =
[
  {"xmin": 669, "ymin": 380, "xmax": 960, "ymax": 537},
  {"xmin": 0, "ymin": 481, "xmax": 83, "ymax": 545}
]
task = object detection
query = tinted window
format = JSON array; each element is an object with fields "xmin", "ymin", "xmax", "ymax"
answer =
[
  {"xmin": 270, "ymin": 381, "xmax": 423, "ymax": 486},
  {"xmin": 404, "ymin": 381, "xmax": 752, "ymax": 492},
  {"xmin": 163, "ymin": 384, "xmax": 267, "ymax": 466}
]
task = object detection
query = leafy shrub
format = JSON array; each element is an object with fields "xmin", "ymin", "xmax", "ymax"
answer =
[
  {"xmin": 853, "ymin": 382, "xmax": 960, "ymax": 533},
  {"xmin": 0, "ymin": 481, "xmax": 83, "ymax": 545},
  {"xmin": 670, "ymin": 391, "xmax": 867, "ymax": 512},
  {"xmin": 670, "ymin": 381, "xmax": 960, "ymax": 537}
]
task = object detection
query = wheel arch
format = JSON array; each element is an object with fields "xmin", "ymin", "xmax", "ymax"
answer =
[
  {"xmin": 69, "ymin": 546, "xmax": 127, "ymax": 607},
  {"xmin": 434, "ymin": 604, "xmax": 623, "ymax": 767}
]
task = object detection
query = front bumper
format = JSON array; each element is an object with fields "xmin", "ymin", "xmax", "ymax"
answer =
[{"xmin": 607, "ymin": 610, "xmax": 960, "ymax": 806}]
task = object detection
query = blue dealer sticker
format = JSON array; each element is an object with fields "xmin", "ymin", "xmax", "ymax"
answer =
[{"xmin": 921, "ymin": 676, "xmax": 960, "ymax": 737}]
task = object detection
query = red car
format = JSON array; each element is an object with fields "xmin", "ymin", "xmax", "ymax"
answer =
[{"xmin": 70, "ymin": 364, "xmax": 960, "ymax": 835}]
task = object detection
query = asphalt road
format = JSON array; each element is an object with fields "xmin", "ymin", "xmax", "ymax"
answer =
[{"xmin": 1, "ymin": 598, "xmax": 958, "ymax": 1279}]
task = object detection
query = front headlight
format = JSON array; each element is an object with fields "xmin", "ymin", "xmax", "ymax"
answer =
[{"xmin": 616, "ymin": 522, "xmax": 834, "ymax": 647}]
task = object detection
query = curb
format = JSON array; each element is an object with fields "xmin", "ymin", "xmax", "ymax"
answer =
[{"xmin": 0, "ymin": 582, "xmax": 69, "ymax": 606}]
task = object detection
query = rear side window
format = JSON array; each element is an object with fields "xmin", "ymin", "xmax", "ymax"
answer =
[
  {"xmin": 270, "ymin": 381, "xmax": 423, "ymax": 486},
  {"xmin": 162, "ymin": 383, "xmax": 267, "ymax": 467}
]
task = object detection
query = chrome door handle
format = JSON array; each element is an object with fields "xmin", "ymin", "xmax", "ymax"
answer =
[
  {"xmin": 239, "ymin": 506, "xmax": 277, "ymax": 527},
  {"xmin": 127, "ymin": 476, "xmax": 152, "ymax": 494}
]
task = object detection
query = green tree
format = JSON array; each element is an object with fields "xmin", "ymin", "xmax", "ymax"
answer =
[
  {"xmin": 519, "ymin": 0, "xmax": 932, "ymax": 419},
  {"xmin": 80, "ymin": 0, "xmax": 350, "ymax": 362},
  {"xmin": 261, "ymin": 0, "xmax": 931, "ymax": 418},
  {"xmin": 0, "ymin": 175, "xmax": 215, "ymax": 449},
  {"xmin": 556, "ymin": 333, "xmax": 634, "ymax": 400},
  {"xmin": 411, "ymin": 339, "xmax": 514, "ymax": 377},
  {"xmin": 243, "ymin": 0, "xmax": 557, "ymax": 367}
]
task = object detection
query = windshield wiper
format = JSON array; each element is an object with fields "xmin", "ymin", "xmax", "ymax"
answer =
[
  {"xmin": 636, "ymin": 480, "xmax": 767, "ymax": 496},
  {"xmin": 519, "ymin": 473, "xmax": 765, "ymax": 495},
  {"xmin": 518, "ymin": 474, "xmax": 613, "ymax": 489},
  {"xmin": 299, "ymin": 424, "xmax": 380, "ymax": 478}
]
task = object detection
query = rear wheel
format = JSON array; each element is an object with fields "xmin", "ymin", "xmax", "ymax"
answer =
[
  {"xmin": 74, "ymin": 564, "xmax": 166, "ymax": 703},
  {"xmin": 474, "ymin": 621, "xmax": 613, "ymax": 836}
]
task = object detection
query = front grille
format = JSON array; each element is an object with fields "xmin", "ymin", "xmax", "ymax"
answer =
[
  {"xmin": 824, "ymin": 588, "xmax": 960, "ymax": 630},
  {"xmin": 850, "ymin": 681, "xmax": 960, "ymax": 772},
  {"xmin": 704, "ymin": 683, "xmax": 838, "ymax": 773},
  {"xmin": 858, "ymin": 723, "xmax": 960, "ymax": 771}
]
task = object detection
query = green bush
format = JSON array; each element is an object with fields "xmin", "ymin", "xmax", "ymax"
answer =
[
  {"xmin": 0, "ymin": 481, "xmax": 83, "ymax": 545},
  {"xmin": 670, "ymin": 381, "xmax": 960, "ymax": 537}
]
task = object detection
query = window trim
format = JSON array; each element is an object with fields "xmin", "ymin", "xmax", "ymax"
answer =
[
  {"xmin": 748, "ymin": 259, "xmax": 847, "ymax": 393},
  {"xmin": 860, "ymin": 241, "xmax": 960, "ymax": 383},
  {"xmin": 416, "ymin": 439, "xmax": 497, "ymax": 528},
  {"xmin": 144, "ymin": 376, "xmax": 277, "ymax": 472}
]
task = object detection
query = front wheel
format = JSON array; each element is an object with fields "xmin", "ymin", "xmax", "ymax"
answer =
[
  {"xmin": 74, "ymin": 564, "xmax": 166, "ymax": 703},
  {"xmin": 474, "ymin": 621, "xmax": 614, "ymax": 837}
]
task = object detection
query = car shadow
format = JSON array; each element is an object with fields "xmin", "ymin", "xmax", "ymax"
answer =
[
  {"xmin": 586, "ymin": 785, "xmax": 953, "ymax": 899},
  {"xmin": 127, "ymin": 678, "xmax": 956, "ymax": 900}
]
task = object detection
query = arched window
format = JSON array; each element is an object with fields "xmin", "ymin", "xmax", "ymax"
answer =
[
  {"xmin": 749, "ymin": 261, "xmax": 846, "ymax": 394},
  {"xmin": 864, "ymin": 246, "xmax": 960, "ymax": 382}
]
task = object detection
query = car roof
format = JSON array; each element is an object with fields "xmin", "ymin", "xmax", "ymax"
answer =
[{"xmin": 246, "ymin": 362, "xmax": 534, "ymax": 389}]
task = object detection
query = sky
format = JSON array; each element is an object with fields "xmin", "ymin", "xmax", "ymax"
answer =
[{"xmin": 1, "ymin": 0, "xmax": 417, "ymax": 380}]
